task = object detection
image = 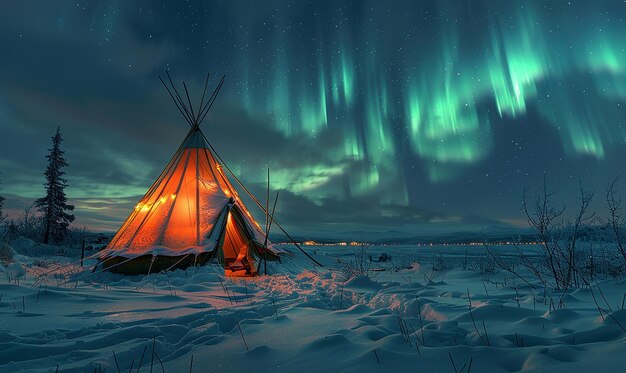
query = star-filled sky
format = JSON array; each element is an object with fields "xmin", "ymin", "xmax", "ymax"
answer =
[{"xmin": 1, "ymin": 1, "xmax": 625, "ymax": 239}]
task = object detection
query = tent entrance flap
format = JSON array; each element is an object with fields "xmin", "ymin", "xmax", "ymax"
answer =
[{"xmin": 221, "ymin": 210, "xmax": 255, "ymax": 274}]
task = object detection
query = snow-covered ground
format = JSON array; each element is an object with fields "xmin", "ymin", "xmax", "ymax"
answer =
[{"xmin": 1, "ymin": 242, "xmax": 625, "ymax": 372}]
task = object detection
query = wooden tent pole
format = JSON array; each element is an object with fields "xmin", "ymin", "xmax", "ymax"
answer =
[
  {"xmin": 197, "ymin": 72, "xmax": 211, "ymax": 117},
  {"xmin": 264, "ymin": 191, "xmax": 279, "ymax": 274},
  {"xmin": 198, "ymin": 75, "xmax": 224, "ymax": 118},
  {"xmin": 159, "ymin": 76, "xmax": 193, "ymax": 127},
  {"xmin": 264, "ymin": 169, "xmax": 270, "ymax": 274},
  {"xmin": 166, "ymin": 71, "xmax": 195, "ymax": 124},
  {"xmin": 198, "ymin": 76, "xmax": 225, "ymax": 125},
  {"xmin": 182, "ymin": 81, "xmax": 196, "ymax": 121}
]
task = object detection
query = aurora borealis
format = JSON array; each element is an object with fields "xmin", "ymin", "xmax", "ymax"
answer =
[{"xmin": 0, "ymin": 1, "xmax": 625, "ymax": 238}]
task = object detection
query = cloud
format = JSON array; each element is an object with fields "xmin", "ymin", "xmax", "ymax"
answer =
[
  {"xmin": 239, "ymin": 186, "xmax": 505, "ymax": 240},
  {"xmin": 2, "ymin": 186, "xmax": 502, "ymax": 240},
  {"xmin": 3, "ymin": 194, "xmax": 139, "ymax": 233}
]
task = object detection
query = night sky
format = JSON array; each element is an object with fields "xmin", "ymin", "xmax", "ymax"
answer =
[{"xmin": 1, "ymin": 1, "xmax": 625, "ymax": 239}]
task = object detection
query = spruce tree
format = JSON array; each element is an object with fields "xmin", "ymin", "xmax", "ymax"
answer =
[{"xmin": 35, "ymin": 127, "xmax": 74, "ymax": 244}]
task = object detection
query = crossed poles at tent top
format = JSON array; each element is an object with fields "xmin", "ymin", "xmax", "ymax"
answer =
[{"xmin": 159, "ymin": 71, "xmax": 225, "ymax": 129}]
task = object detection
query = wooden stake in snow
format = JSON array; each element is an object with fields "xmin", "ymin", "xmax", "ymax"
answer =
[
  {"xmin": 150, "ymin": 337, "xmax": 156, "ymax": 373},
  {"xmin": 372, "ymin": 349, "xmax": 381, "ymax": 363},
  {"xmin": 217, "ymin": 276, "xmax": 233, "ymax": 305},
  {"xmin": 137, "ymin": 344, "xmax": 147, "ymax": 373},
  {"xmin": 237, "ymin": 321, "xmax": 249, "ymax": 352},
  {"xmin": 154, "ymin": 352, "xmax": 165, "ymax": 373},
  {"xmin": 339, "ymin": 283, "xmax": 344, "ymax": 310},
  {"xmin": 81, "ymin": 237, "xmax": 86, "ymax": 268},
  {"xmin": 113, "ymin": 350, "xmax": 121, "ymax": 373},
  {"xmin": 448, "ymin": 353, "xmax": 458, "ymax": 373},
  {"xmin": 415, "ymin": 296, "xmax": 426, "ymax": 346},
  {"xmin": 449, "ymin": 353, "xmax": 474, "ymax": 373},
  {"xmin": 467, "ymin": 289, "xmax": 489, "ymax": 346},
  {"xmin": 408, "ymin": 322, "xmax": 422, "ymax": 353}
]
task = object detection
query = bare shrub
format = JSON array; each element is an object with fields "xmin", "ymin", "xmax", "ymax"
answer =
[
  {"xmin": 0, "ymin": 242, "xmax": 14, "ymax": 264},
  {"xmin": 432, "ymin": 252, "xmax": 454, "ymax": 272},
  {"xmin": 488, "ymin": 177, "xmax": 626, "ymax": 291},
  {"xmin": 522, "ymin": 178, "xmax": 594, "ymax": 290},
  {"xmin": 579, "ymin": 237, "xmax": 626, "ymax": 280},
  {"xmin": 485, "ymin": 243, "xmax": 540, "ymax": 289},
  {"xmin": 604, "ymin": 179, "xmax": 626, "ymax": 262},
  {"xmin": 63, "ymin": 225, "xmax": 92, "ymax": 249},
  {"xmin": 5, "ymin": 206, "xmax": 45, "ymax": 243},
  {"xmin": 336, "ymin": 244, "xmax": 371, "ymax": 281},
  {"xmin": 468, "ymin": 255, "xmax": 496, "ymax": 274},
  {"xmin": 3, "ymin": 205, "xmax": 93, "ymax": 258}
]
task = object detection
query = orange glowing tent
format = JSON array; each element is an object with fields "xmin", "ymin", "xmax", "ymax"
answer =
[{"xmin": 98, "ymin": 73, "xmax": 283, "ymax": 276}]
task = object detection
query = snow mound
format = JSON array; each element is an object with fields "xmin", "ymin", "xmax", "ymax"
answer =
[
  {"xmin": 0, "ymin": 243, "xmax": 15, "ymax": 263},
  {"xmin": 2, "ymin": 244, "xmax": 626, "ymax": 372},
  {"xmin": 344, "ymin": 275, "xmax": 382, "ymax": 292},
  {"xmin": 11, "ymin": 237, "xmax": 65, "ymax": 257},
  {"xmin": 5, "ymin": 262, "xmax": 25, "ymax": 279},
  {"xmin": 11, "ymin": 237, "xmax": 36, "ymax": 253}
]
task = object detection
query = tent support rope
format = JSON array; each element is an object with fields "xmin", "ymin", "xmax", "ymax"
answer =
[{"xmin": 135, "ymin": 253, "xmax": 193, "ymax": 291}]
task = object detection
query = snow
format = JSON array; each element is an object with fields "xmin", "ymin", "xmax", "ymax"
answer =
[{"xmin": 0, "ymin": 244, "xmax": 625, "ymax": 372}]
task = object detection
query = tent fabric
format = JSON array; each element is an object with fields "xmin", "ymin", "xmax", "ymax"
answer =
[{"xmin": 100, "ymin": 126, "xmax": 282, "ymax": 275}]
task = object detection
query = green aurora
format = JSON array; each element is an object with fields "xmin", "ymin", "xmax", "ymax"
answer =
[{"xmin": 0, "ymin": 0, "xmax": 624, "ymax": 234}]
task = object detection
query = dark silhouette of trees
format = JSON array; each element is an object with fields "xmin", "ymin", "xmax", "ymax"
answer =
[
  {"xmin": 0, "ymin": 172, "xmax": 5, "ymax": 224},
  {"xmin": 35, "ymin": 127, "xmax": 74, "ymax": 244},
  {"xmin": 605, "ymin": 178, "xmax": 626, "ymax": 262}
]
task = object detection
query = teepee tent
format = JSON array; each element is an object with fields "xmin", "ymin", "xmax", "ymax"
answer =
[{"xmin": 98, "ymin": 73, "xmax": 284, "ymax": 276}]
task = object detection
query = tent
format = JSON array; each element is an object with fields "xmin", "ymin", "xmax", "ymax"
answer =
[{"xmin": 98, "ymin": 73, "xmax": 283, "ymax": 276}]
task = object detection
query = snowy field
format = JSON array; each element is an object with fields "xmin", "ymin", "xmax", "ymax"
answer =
[{"xmin": 1, "ymin": 242, "xmax": 626, "ymax": 372}]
